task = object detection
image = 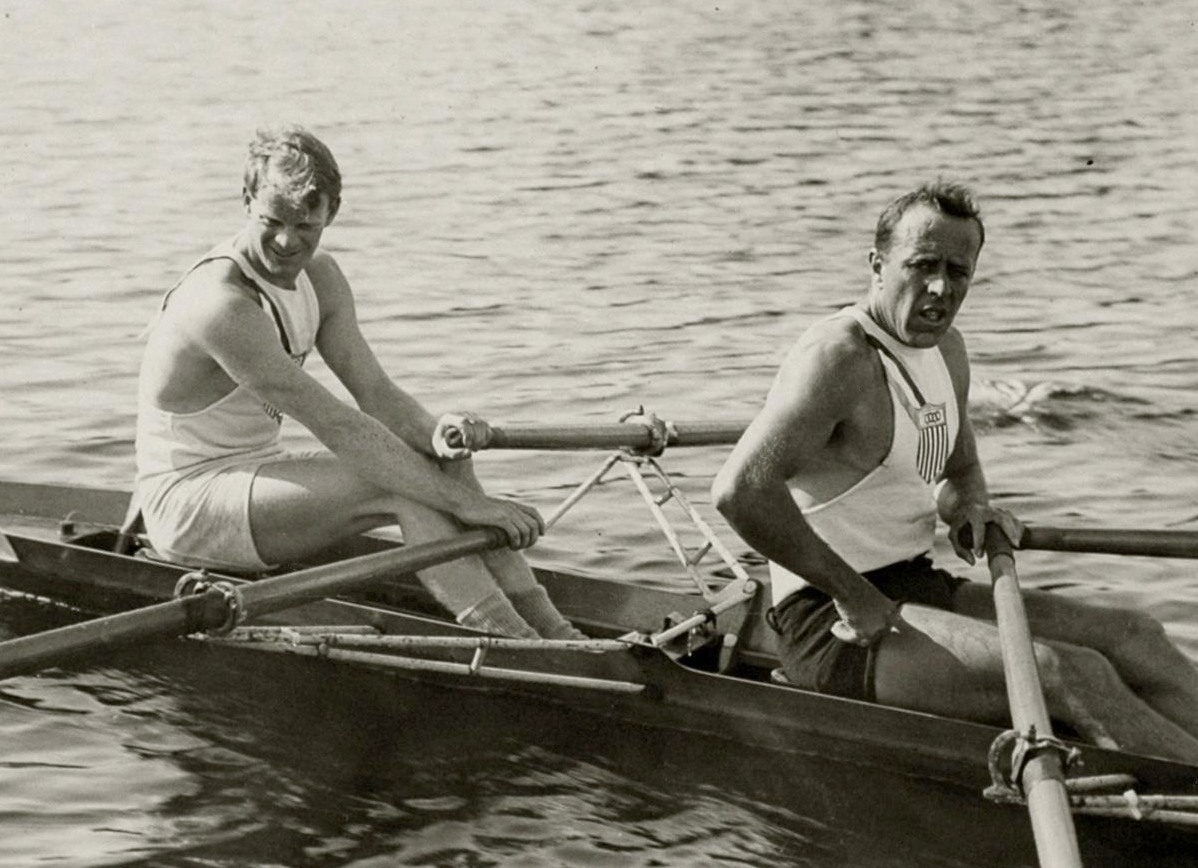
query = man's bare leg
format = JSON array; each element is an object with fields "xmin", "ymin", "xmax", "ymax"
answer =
[
  {"xmin": 954, "ymin": 583, "xmax": 1198, "ymax": 740},
  {"xmin": 247, "ymin": 455, "xmax": 537, "ymax": 637},
  {"xmin": 873, "ymin": 604, "xmax": 1198, "ymax": 764}
]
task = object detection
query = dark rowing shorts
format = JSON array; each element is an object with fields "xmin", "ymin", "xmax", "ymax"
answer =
[{"xmin": 769, "ymin": 555, "xmax": 967, "ymax": 703}]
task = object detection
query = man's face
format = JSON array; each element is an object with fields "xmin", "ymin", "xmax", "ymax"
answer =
[
  {"xmin": 867, "ymin": 204, "xmax": 982, "ymax": 348},
  {"xmin": 241, "ymin": 186, "xmax": 335, "ymax": 287}
]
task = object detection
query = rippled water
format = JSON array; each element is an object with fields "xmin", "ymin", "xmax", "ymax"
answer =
[{"xmin": 2, "ymin": 1, "xmax": 1198, "ymax": 865}]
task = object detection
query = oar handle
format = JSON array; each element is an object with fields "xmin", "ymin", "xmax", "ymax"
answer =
[{"xmin": 484, "ymin": 420, "xmax": 747, "ymax": 451}]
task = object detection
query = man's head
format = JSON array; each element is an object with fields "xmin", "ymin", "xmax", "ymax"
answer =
[
  {"xmin": 866, "ymin": 181, "xmax": 985, "ymax": 348},
  {"xmin": 240, "ymin": 126, "xmax": 342, "ymax": 287}
]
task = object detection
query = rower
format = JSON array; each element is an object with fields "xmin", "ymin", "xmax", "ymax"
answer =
[
  {"xmin": 129, "ymin": 124, "xmax": 582, "ymax": 640},
  {"xmin": 713, "ymin": 180, "xmax": 1198, "ymax": 764}
]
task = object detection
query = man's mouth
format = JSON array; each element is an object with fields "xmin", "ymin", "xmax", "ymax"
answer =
[
  {"xmin": 917, "ymin": 305, "xmax": 947, "ymax": 324},
  {"xmin": 268, "ymin": 247, "xmax": 302, "ymax": 264}
]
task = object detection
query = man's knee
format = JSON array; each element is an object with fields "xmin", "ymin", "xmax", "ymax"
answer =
[
  {"xmin": 1062, "ymin": 601, "xmax": 1172, "ymax": 661},
  {"xmin": 1041, "ymin": 641, "xmax": 1119, "ymax": 697},
  {"xmin": 1035, "ymin": 641, "xmax": 1122, "ymax": 729},
  {"xmin": 1032, "ymin": 640, "xmax": 1075, "ymax": 700},
  {"xmin": 1105, "ymin": 606, "xmax": 1169, "ymax": 652}
]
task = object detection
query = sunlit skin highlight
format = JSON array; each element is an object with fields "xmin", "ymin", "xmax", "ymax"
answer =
[{"xmin": 866, "ymin": 204, "xmax": 982, "ymax": 349}]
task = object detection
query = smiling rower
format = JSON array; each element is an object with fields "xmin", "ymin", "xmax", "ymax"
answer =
[{"xmin": 132, "ymin": 124, "xmax": 582, "ymax": 640}]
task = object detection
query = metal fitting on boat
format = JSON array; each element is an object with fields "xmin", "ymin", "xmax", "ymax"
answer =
[
  {"xmin": 618, "ymin": 406, "xmax": 677, "ymax": 456},
  {"xmin": 172, "ymin": 570, "xmax": 247, "ymax": 637},
  {"xmin": 984, "ymin": 726, "xmax": 1081, "ymax": 803}
]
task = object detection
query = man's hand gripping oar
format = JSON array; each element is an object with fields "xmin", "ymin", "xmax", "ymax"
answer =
[{"xmin": 828, "ymin": 504, "xmax": 1024, "ymax": 647}]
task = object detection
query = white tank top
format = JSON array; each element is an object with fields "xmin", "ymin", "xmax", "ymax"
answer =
[
  {"xmin": 135, "ymin": 241, "xmax": 321, "ymax": 483},
  {"xmin": 769, "ymin": 306, "xmax": 960, "ymax": 604}
]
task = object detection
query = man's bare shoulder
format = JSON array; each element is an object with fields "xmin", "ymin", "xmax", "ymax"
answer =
[
  {"xmin": 162, "ymin": 260, "xmax": 268, "ymax": 338},
  {"xmin": 305, "ymin": 249, "xmax": 342, "ymax": 276},
  {"xmin": 937, "ymin": 325, "xmax": 972, "ymax": 393},
  {"xmin": 303, "ymin": 250, "xmax": 354, "ymax": 319},
  {"xmin": 170, "ymin": 258, "xmax": 256, "ymax": 304},
  {"xmin": 305, "ymin": 251, "xmax": 350, "ymax": 292},
  {"xmin": 938, "ymin": 324, "xmax": 969, "ymax": 362},
  {"xmin": 784, "ymin": 314, "xmax": 877, "ymax": 386}
]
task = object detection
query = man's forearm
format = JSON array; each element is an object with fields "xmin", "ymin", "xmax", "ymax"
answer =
[
  {"xmin": 308, "ymin": 404, "xmax": 480, "ymax": 513},
  {"xmin": 356, "ymin": 381, "xmax": 439, "ymax": 456},
  {"xmin": 717, "ymin": 483, "xmax": 874, "ymax": 605}
]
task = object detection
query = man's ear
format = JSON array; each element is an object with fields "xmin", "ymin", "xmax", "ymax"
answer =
[
  {"xmin": 326, "ymin": 196, "xmax": 341, "ymax": 225},
  {"xmin": 868, "ymin": 248, "xmax": 884, "ymax": 285},
  {"xmin": 242, "ymin": 187, "xmax": 253, "ymax": 212}
]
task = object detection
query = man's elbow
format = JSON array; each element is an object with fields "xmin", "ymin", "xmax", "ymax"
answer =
[{"xmin": 711, "ymin": 467, "xmax": 748, "ymax": 521}]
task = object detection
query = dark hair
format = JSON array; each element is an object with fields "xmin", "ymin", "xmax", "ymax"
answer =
[
  {"xmin": 874, "ymin": 180, "xmax": 984, "ymax": 255},
  {"xmin": 243, "ymin": 125, "xmax": 342, "ymax": 211}
]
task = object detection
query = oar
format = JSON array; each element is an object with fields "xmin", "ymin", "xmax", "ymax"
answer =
[
  {"xmin": 483, "ymin": 420, "xmax": 748, "ymax": 451},
  {"xmin": 985, "ymin": 524, "xmax": 1082, "ymax": 868},
  {"xmin": 0, "ymin": 526, "xmax": 507, "ymax": 682},
  {"xmin": 1019, "ymin": 525, "xmax": 1198, "ymax": 559}
]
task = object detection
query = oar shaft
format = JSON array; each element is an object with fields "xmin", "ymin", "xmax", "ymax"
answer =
[
  {"xmin": 485, "ymin": 421, "xmax": 747, "ymax": 451},
  {"xmin": 0, "ymin": 527, "xmax": 507, "ymax": 681},
  {"xmin": 1020, "ymin": 525, "xmax": 1198, "ymax": 559},
  {"xmin": 0, "ymin": 593, "xmax": 225, "ymax": 680},
  {"xmin": 239, "ymin": 528, "xmax": 505, "ymax": 616},
  {"xmin": 986, "ymin": 526, "xmax": 1083, "ymax": 868}
]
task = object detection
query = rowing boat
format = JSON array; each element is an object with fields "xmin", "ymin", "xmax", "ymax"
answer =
[{"xmin": 2, "ymin": 477, "xmax": 1198, "ymax": 865}]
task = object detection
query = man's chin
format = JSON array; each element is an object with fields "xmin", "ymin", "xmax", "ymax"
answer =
[
  {"xmin": 264, "ymin": 256, "xmax": 303, "ymax": 280},
  {"xmin": 901, "ymin": 326, "xmax": 946, "ymax": 348}
]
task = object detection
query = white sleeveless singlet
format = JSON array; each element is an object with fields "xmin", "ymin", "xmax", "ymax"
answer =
[{"xmin": 769, "ymin": 306, "xmax": 960, "ymax": 605}]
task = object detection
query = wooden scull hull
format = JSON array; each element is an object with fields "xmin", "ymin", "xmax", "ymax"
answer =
[{"xmin": 3, "ymin": 480, "xmax": 1198, "ymax": 858}]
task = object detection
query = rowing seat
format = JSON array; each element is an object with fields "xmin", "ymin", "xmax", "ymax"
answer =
[{"xmin": 112, "ymin": 505, "xmax": 145, "ymax": 556}]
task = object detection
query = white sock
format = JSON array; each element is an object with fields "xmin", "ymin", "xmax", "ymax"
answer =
[
  {"xmin": 456, "ymin": 591, "xmax": 539, "ymax": 638},
  {"xmin": 509, "ymin": 586, "xmax": 587, "ymax": 640}
]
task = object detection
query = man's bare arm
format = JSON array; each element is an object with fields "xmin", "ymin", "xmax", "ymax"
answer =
[
  {"xmin": 712, "ymin": 325, "xmax": 898, "ymax": 641},
  {"xmin": 180, "ymin": 281, "xmax": 540, "ymax": 545},
  {"xmin": 307, "ymin": 254, "xmax": 443, "ymax": 455}
]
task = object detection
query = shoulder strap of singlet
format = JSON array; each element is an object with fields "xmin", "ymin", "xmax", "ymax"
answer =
[
  {"xmin": 251, "ymin": 287, "xmax": 295, "ymax": 356},
  {"xmin": 862, "ymin": 334, "xmax": 927, "ymax": 406}
]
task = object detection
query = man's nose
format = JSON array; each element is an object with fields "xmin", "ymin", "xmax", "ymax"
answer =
[
  {"xmin": 926, "ymin": 270, "xmax": 948, "ymax": 297},
  {"xmin": 275, "ymin": 227, "xmax": 299, "ymax": 250}
]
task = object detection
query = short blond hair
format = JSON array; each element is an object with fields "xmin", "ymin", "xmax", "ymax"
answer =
[{"xmin": 243, "ymin": 125, "xmax": 341, "ymax": 211}]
